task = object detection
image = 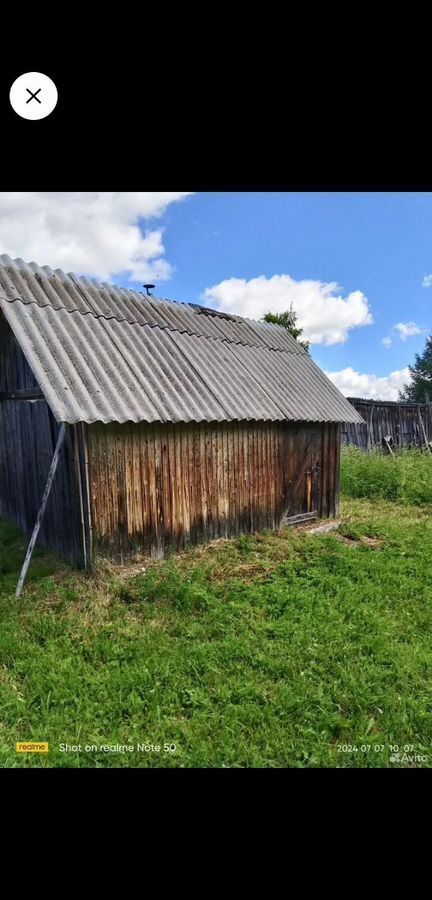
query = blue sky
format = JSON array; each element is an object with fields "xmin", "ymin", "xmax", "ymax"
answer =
[
  {"xmin": 156, "ymin": 192, "xmax": 431, "ymax": 397},
  {"xmin": 1, "ymin": 191, "xmax": 430, "ymax": 399}
]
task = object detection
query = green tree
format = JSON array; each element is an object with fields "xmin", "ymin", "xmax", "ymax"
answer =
[
  {"xmin": 399, "ymin": 333, "xmax": 432, "ymax": 402},
  {"xmin": 263, "ymin": 306, "xmax": 310, "ymax": 352}
]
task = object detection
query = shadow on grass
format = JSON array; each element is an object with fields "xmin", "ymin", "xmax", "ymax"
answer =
[{"xmin": 0, "ymin": 518, "xmax": 64, "ymax": 595}]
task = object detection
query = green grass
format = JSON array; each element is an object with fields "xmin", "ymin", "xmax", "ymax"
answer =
[
  {"xmin": 341, "ymin": 445, "xmax": 432, "ymax": 505},
  {"xmin": 1, "ymin": 451, "xmax": 431, "ymax": 768}
]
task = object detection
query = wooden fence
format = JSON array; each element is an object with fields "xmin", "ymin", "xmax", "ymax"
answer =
[{"xmin": 341, "ymin": 398, "xmax": 432, "ymax": 451}]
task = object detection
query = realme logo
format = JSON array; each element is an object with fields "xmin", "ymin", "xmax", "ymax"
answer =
[{"xmin": 16, "ymin": 742, "xmax": 49, "ymax": 753}]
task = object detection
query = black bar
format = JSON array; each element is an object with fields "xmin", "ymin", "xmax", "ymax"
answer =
[{"xmin": 0, "ymin": 388, "xmax": 45, "ymax": 401}]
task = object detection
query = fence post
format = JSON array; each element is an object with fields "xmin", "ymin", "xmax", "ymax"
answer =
[
  {"xmin": 425, "ymin": 392, "xmax": 432, "ymax": 444},
  {"xmin": 418, "ymin": 404, "xmax": 431, "ymax": 454},
  {"xmin": 367, "ymin": 403, "xmax": 375, "ymax": 452}
]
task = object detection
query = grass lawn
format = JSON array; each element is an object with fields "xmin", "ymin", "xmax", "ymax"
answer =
[{"xmin": 1, "ymin": 450, "xmax": 431, "ymax": 768}]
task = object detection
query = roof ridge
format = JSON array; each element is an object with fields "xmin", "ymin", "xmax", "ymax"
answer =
[
  {"xmin": 0, "ymin": 254, "xmax": 307, "ymax": 351},
  {"xmin": 0, "ymin": 294, "xmax": 305, "ymax": 355}
]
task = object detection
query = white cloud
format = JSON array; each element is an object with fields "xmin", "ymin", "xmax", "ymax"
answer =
[
  {"xmin": 393, "ymin": 321, "xmax": 423, "ymax": 341},
  {"xmin": 203, "ymin": 274, "xmax": 373, "ymax": 345},
  {"xmin": 422, "ymin": 274, "xmax": 432, "ymax": 287},
  {"xmin": 382, "ymin": 336, "xmax": 393, "ymax": 348},
  {"xmin": 0, "ymin": 191, "xmax": 194, "ymax": 282},
  {"xmin": 325, "ymin": 366, "xmax": 411, "ymax": 400}
]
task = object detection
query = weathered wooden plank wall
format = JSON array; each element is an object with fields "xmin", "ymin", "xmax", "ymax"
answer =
[
  {"xmin": 0, "ymin": 402, "xmax": 84, "ymax": 564},
  {"xmin": 341, "ymin": 398, "xmax": 432, "ymax": 449},
  {"xmin": 0, "ymin": 320, "xmax": 84, "ymax": 563},
  {"xmin": 87, "ymin": 421, "xmax": 340, "ymax": 561},
  {"xmin": 0, "ymin": 313, "xmax": 39, "ymax": 393}
]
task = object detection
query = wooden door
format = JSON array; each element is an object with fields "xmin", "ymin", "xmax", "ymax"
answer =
[{"xmin": 280, "ymin": 428, "xmax": 321, "ymax": 526}]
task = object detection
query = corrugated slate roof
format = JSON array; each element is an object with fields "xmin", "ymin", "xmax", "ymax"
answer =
[{"xmin": 0, "ymin": 255, "xmax": 363, "ymax": 425}]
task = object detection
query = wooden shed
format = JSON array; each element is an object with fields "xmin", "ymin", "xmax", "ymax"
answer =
[{"xmin": 0, "ymin": 255, "xmax": 363, "ymax": 567}]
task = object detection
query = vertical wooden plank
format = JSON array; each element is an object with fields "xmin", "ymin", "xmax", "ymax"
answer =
[
  {"xmin": 186, "ymin": 424, "xmax": 194, "ymax": 544},
  {"xmin": 165, "ymin": 424, "xmax": 176, "ymax": 549},
  {"xmin": 146, "ymin": 422, "xmax": 156, "ymax": 548},
  {"xmin": 258, "ymin": 422, "xmax": 268, "ymax": 528},
  {"xmin": 325, "ymin": 423, "xmax": 331, "ymax": 516},
  {"xmin": 268, "ymin": 424, "xmax": 275, "ymax": 528},
  {"xmin": 323, "ymin": 424, "xmax": 330, "ymax": 518},
  {"xmin": 117, "ymin": 425, "xmax": 129, "ymax": 561},
  {"xmin": 160, "ymin": 423, "xmax": 171, "ymax": 548},
  {"xmin": 213, "ymin": 423, "xmax": 219, "ymax": 541},
  {"xmin": 105, "ymin": 427, "xmax": 117, "ymax": 556},
  {"xmin": 258, "ymin": 421, "xmax": 264, "ymax": 528},
  {"xmin": 313, "ymin": 424, "xmax": 322, "ymax": 517},
  {"xmin": 279, "ymin": 424, "xmax": 286, "ymax": 526},
  {"xmin": 276, "ymin": 422, "xmax": 287, "ymax": 526},
  {"xmin": 229, "ymin": 425, "xmax": 236, "ymax": 537},
  {"xmin": 79, "ymin": 422, "xmax": 93, "ymax": 567},
  {"xmin": 271, "ymin": 424, "xmax": 277, "ymax": 527},
  {"xmin": 204, "ymin": 425, "xmax": 213, "ymax": 541},
  {"xmin": 250, "ymin": 423, "xmax": 257, "ymax": 533},
  {"xmin": 235, "ymin": 423, "xmax": 241, "ymax": 536},
  {"xmin": 123, "ymin": 424, "xmax": 134, "ymax": 543},
  {"xmin": 154, "ymin": 423, "xmax": 164, "ymax": 558},
  {"xmin": 246, "ymin": 424, "xmax": 251, "ymax": 533},
  {"xmin": 97, "ymin": 424, "xmax": 107, "ymax": 543},
  {"xmin": 131, "ymin": 423, "xmax": 143, "ymax": 542},
  {"xmin": 320, "ymin": 423, "xmax": 328, "ymax": 518},
  {"xmin": 173, "ymin": 423, "xmax": 183, "ymax": 549},
  {"xmin": 267, "ymin": 422, "xmax": 275, "ymax": 529},
  {"xmin": 328, "ymin": 424, "xmax": 334, "ymax": 517},
  {"xmin": 290, "ymin": 427, "xmax": 297, "ymax": 513},
  {"xmin": 418, "ymin": 405, "xmax": 431, "ymax": 453},
  {"xmin": 256, "ymin": 422, "xmax": 262, "ymax": 528},
  {"xmin": 334, "ymin": 423, "xmax": 341, "ymax": 516},
  {"xmin": 367, "ymin": 404, "xmax": 375, "ymax": 451},
  {"xmin": 126, "ymin": 422, "xmax": 140, "ymax": 552},
  {"xmin": 245, "ymin": 422, "xmax": 252, "ymax": 534},
  {"xmin": 199, "ymin": 425, "xmax": 208, "ymax": 541},
  {"xmin": 192, "ymin": 424, "xmax": 202, "ymax": 542},
  {"xmin": 73, "ymin": 424, "xmax": 88, "ymax": 569},
  {"xmin": 138, "ymin": 422, "xmax": 150, "ymax": 551},
  {"xmin": 217, "ymin": 424, "xmax": 223, "ymax": 537},
  {"xmin": 105, "ymin": 427, "xmax": 115, "ymax": 548},
  {"xmin": 239, "ymin": 422, "xmax": 247, "ymax": 534},
  {"xmin": 223, "ymin": 424, "xmax": 229, "ymax": 536},
  {"xmin": 180, "ymin": 424, "xmax": 190, "ymax": 544},
  {"xmin": 186, "ymin": 425, "xmax": 195, "ymax": 545},
  {"xmin": 306, "ymin": 468, "xmax": 312, "ymax": 514},
  {"xmin": 227, "ymin": 425, "xmax": 234, "ymax": 536},
  {"xmin": 216, "ymin": 423, "xmax": 222, "ymax": 541},
  {"xmin": 221, "ymin": 422, "xmax": 228, "ymax": 538},
  {"xmin": 263, "ymin": 424, "xmax": 270, "ymax": 527}
]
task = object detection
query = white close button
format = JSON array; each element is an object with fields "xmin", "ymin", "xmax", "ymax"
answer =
[{"xmin": 9, "ymin": 72, "xmax": 58, "ymax": 120}]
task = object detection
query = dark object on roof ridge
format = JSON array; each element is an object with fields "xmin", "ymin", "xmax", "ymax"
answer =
[{"xmin": 187, "ymin": 302, "xmax": 242, "ymax": 322}]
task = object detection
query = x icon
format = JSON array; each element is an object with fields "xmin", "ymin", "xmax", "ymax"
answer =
[{"xmin": 26, "ymin": 87, "xmax": 41, "ymax": 104}]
